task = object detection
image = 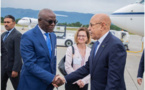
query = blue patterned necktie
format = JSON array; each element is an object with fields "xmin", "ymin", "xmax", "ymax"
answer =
[
  {"xmin": 45, "ymin": 33, "xmax": 52, "ymax": 58},
  {"xmin": 94, "ymin": 41, "xmax": 100, "ymax": 57},
  {"xmin": 3, "ymin": 31, "xmax": 9, "ymax": 41}
]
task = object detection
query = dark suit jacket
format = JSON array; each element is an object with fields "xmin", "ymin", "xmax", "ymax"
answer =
[
  {"xmin": 65, "ymin": 32, "xmax": 127, "ymax": 90},
  {"xmin": 137, "ymin": 51, "xmax": 144, "ymax": 78},
  {"xmin": 17, "ymin": 25, "xmax": 57, "ymax": 90},
  {"xmin": 1, "ymin": 28, "xmax": 22, "ymax": 72},
  {"xmin": 1, "ymin": 39, "xmax": 8, "ymax": 78}
]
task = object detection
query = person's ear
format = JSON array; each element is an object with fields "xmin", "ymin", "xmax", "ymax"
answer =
[{"xmin": 101, "ymin": 22, "xmax": 107, "ymax": 30}]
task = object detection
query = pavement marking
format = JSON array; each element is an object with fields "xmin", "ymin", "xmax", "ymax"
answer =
[
  {"xmin": 127, "ymin": 53, "xmax": 141, "ymax": 57},
  {"xmin": 57, "ymin": 46, "xmax": 67, "ymax": 49},
  {"xmin": 125, "ymin": 68, "xmax": 139, "ymax": 90}
]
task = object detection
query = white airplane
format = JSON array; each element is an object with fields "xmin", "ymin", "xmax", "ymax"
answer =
[
  {"xmin": 17, "ymin": 17, "xmax": 38, "ymax": 29},
  {"xmin": 110, "ymin": 0, "xmax": 144, "ymax": 36},
  {"xmin": 17, "ymin": 14, "xmax": 67, "ymax": 29}
]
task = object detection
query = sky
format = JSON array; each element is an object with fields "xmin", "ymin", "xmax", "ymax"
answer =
[{"xmin": 1, "ymin": 0, "xmax": 139, "ymax": 14}]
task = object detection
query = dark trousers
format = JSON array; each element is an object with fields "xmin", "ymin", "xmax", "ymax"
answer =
[
  {"xmin": 1, "ymin": 71, "xmax": 20, "ymax": 90},
  {"xmin": 65, "ymin": 83, "xmax": 88, "ymax": 90}
]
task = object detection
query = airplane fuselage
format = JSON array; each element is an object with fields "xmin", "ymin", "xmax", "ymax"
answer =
[{"xmin": 110, "ymin": 2, "xmax": 144, "ymax": 36}]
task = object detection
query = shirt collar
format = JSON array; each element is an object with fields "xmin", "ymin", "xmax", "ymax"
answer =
[
  {"xmin": 7, "ymin": 28, "xmax": 15, "ymax": 35},
  {"xmin": 38, "ymin": 25, "xmax": 51, "ymax": 35},
  {"xmin": 8, "ymin": 28, "xmax": 14, "ymax": 33},
  {"xmin": 97, "ymin": 31, "xmax": 109, "ymax": 45},
  {"xmin": 38, "ymin": 25, "xmax": 46, "ymax": 35}
]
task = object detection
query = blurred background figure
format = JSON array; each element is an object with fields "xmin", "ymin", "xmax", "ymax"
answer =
[
  {"xmin": 1, "ymin": 15, "xmax": 22, "ymax": 90},
  {"xmin": 65, "ymin": 27, "xmax": 91, "ymax": 90},
  {"xmin": 137, "ymin": 51, "xmax": 144, "ymax": 85}
]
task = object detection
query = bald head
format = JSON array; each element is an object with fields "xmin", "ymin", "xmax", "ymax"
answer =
[
  {"xmin": 38, "ymin": 8, "xmax": 57, "ymax": 32},
  {"xmin": 91, "ymin": 14, "xmax": 111, "ymax": 30},
  {"xmin": 88, "ymin": 14, "xmax": 111, "ymax": 40},
  {"xmin": 38, "ymin": 9, "xmax": 55, "ymax": 19}
]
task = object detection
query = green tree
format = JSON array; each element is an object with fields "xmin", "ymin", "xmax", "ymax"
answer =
[
  {"xmin": 16, "ymin": 18, "xmax": 21, "ymax": 23},
  {"xmin": 57, "ymin": 22, "xmax": 67, "ymax": 26},
  {"xmin": 1, "ymin": 17, "xmax": 4, "ymax": 23},
  {"xmin": 67, "ymin": 22, "xmax": 82, "ymax": 27},
  {"xmin": 57, "ymin": 22, "xmax": 89, "ymax": 27},
  {"xmin": 74, "ymin": 22, "xmax": 82, "ymax": 27},
  {"xmin": 110, "ymin": 24, "xmax": 122, "ymax": 31},
  {"xmin": 83, "ymin": 24, "xmax": 89, "ymax": 28}
]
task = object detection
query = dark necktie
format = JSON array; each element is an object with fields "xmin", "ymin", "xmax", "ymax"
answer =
[
  {"xmin": 45, "ymin": 33, "xmax": 52, "ymax": 58},
  {"xmin": 3, "ymin": 31, "xmax": 9, "ymax": 41},
  {"xmin": 93, "ymin": 41, "xmax": 100, "ymax": 57}
]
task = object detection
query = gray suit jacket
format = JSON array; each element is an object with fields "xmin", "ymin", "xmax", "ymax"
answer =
[
  {"xmin": 1, "ymin": 39, "xmax": 8, "ymax": 77},
  {"xmin": 1, "ymin": 28, "xmax": 22, "ymax": 72}
]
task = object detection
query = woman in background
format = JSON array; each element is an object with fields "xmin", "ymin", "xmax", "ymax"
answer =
[{"xmin": 65, "ymin": 27, "xmax": 91, "ymax": 90}]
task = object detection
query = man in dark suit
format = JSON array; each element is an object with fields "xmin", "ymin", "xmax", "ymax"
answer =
[
  {"xmin": 54, "ymin": 14, "xmax": 127, "ymax": 90},
  {"xmin": 137, "ymin": 51, "xmax": 144, "ymax": 85},
  {"xmin": 17, "ymin": 9, "xmax": 58, "ymax": 90},
  {"xmin": 1, "ymin": 15, "xmax": 22, "ymax": 90}
]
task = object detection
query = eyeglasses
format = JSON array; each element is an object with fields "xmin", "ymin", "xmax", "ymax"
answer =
[
  {"xmin": 77, "ymin": 35, "xmax": 87, "ymax": 38},
  {"xmin": 41, "ymin": 19, "xmax": 58, "ymax": 25},
  {"xmin": 4, "ymin": 21, "xmax": 10, "ymax": 23},
  {"xmin": 89, "ymin": 22, "xmax": 102, "ymax": 27}
]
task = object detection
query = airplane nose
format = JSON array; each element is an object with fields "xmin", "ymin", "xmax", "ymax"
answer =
[
  {"xmin": 17, "ymin": 20, "xmax": 27, "ymax": 26},
  {"xmin": 110, "ymin": 13, "xmax": 126, "ymax": 30},
  {"xmin": 17, "ymin": 20, "xmax": 22, "ymax": 25},
  {"xmin": 110, "ymin": 13, "xmax": 117, "ymax": 24}
]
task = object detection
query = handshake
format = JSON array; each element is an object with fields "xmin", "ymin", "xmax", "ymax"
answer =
[{"xmin": 52, "ymin": 75, "xmax": 66, "ymax": 87}]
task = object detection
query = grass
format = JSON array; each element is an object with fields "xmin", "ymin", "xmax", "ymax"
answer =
[
  {"xmin": 128, "ymin": 32, "xmax": 135, "ymax": 35},
  {"xmin": 66, "ymin": 28, "xmax": 78, "ymax": 31}
]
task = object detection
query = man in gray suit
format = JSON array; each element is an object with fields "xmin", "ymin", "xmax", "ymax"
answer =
[
  {"xmin": 1, "ymin": 15, "xmax": 22, "ymax": 90},
  {"xmin": 1, "ymin": 39, "xmax": 8, "ymax": 80}
]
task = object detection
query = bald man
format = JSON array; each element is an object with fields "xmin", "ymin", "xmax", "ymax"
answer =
[
  {"xmin": 54, "ymin": 14, "xmax": 127, "ymax": 90},
  {"xmin": 17, "ymin": 9, "xmax": 58, "ymax": 90}
]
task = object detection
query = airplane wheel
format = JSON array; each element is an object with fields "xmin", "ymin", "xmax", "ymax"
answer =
[{"xmin": 65, "ymin": 40, "xmax": 73, "ymax": 47}]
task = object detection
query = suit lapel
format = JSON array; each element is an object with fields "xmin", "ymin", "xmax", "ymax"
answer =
[
  {"xmin": 90, "ymin": 43, "xmax": 97, "ymax": 74},
  {"xmin": 91, "ymin": 32, "xmax": 112, "ymax": 75},
  {"xmin": 4, "ymin": 28, "xmax": 16, "ymax": 42},
  {"xmin": 2, "ymin": 32, "xmax": 7, "ymax": 39},
  {"xmin": 33, "ymin": 25, "xmax": 51, "ymax": 60}
]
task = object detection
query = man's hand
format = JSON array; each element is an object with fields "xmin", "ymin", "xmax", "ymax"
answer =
[
  {"xmin": 137, "ymin": 78, "xmax": 142, "ymax": 85},
  {"xmin": 77, "ymin": 80, "xmax": 85, "ymax": 88},
  {"xmin": 52, "ymin": 75, "xmax": 65, "ymax": 87},
  {"xmin": 79, "ymin": 80, "xmax": 85, "ymax": 88},
  {"xmin": 11, "ymin": 71, "xmax": 18, "ymax": 78}
]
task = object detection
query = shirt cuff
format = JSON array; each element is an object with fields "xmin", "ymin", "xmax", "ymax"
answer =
[
  {"xmin": 81, "ymin": 79, "xmax": 86, "ymax": 85},
  {"xmin": 137, "ymin": 77, "xmax": 143, "ymax": 79}
]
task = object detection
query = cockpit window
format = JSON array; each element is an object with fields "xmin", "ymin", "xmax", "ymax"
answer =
[
  {"xmin": 22, "ymin": 19, "xmax": 28, "ymax": 20},
  {"xmin": 140, "ymin": 0, "xmax": 144, "ymax": 4},
  {"xmin": 136, "ymin": 0, "xmax": 144, "ymax": 4}
]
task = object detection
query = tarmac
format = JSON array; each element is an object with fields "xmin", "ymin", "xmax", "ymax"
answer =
[{"xmin": 1, "ymin": 25, "xmax": 144, "ymax": 90}]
